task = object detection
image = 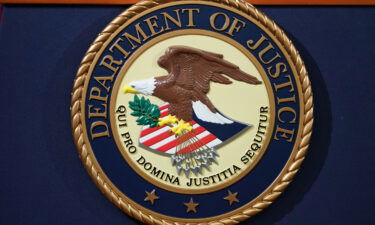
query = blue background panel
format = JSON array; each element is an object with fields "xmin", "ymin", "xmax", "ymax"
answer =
[{"xmin": 0, "ymin": 5, "xmax": 374, "ymax": 225}]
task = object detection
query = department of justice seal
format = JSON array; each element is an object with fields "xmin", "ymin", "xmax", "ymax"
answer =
[{"xmin": 70, "ymin": 0, "xmax": 313, "ymax": 223}]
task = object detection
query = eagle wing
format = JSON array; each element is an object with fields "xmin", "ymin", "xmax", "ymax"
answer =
[{"xmin": 170, "ymin": 46, "xmax": 262, "ymax": 113}]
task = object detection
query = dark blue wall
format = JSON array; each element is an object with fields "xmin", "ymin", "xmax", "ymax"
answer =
[{"xmin": 0, "ymin": 5, "xmax": 374, "ymax": 225}]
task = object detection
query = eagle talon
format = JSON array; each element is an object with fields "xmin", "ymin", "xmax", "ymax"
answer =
[
  {"xmin": 158, "ymin": 114, "xmax": 178, "ymax": 127},
  {"xmin": 171, "ymin": 120, "xmax": 193, "ymax": 136}
]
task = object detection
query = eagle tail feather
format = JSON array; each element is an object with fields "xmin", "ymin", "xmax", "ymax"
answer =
[{"xmin": 192, "ymin": 101, "xmax": 233, "ymax": 124}]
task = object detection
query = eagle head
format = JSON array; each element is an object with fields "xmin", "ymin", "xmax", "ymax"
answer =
[{"xmin": 123, "ymin": 78, "xmax": 156, "ymax": 96}]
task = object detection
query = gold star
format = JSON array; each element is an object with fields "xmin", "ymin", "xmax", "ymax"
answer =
[
  {"xmin": 184, "ymin": 198, "xmax": 199, "ymax": 213},
  {"xmin": 144, "ymin": 189, "xmax": 159, "ymax": 205},
  {"xmin": 224, "ymin": 190, "xmax": 239, "ymax": 206}
]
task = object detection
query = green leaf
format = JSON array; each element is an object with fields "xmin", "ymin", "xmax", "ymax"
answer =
[
  {"xmin": 129, "ymin": 101, "xmax": 138, "ymax": 107},
  {"xmin": 140, "ymin": 97, "xmax": 148, "ymax": 110},
  {"xmin": 131, "ymin": 111, "xmax": 141, "ymax": 117},
  {"xmin": 145, "ymin": 118, "xmax": 152, "ymax": 124},
  {"xmin": 146, "ymin": 105, "xmax": 153, "ymax": 114},
  {"xmin": 134, "ymin": 95, "xmax": 140, "ymax": 104},
  {"xmin": 150, "ymin": 105, "xmax": 160, "ymax": 118},
  {"xmin": 136, "ymin": 116, "xmax": 148, "ymax": 125},
  {"xmin": 150, "ymin": 122, "xmax": 158, "ymax": 128},
  {"xmin": 128, "ymin": 96, "xmax": 160, "ymax": 127},
  {"xmin": 129, "ymin": 104, "xmax": 140, "ymax": 111}
]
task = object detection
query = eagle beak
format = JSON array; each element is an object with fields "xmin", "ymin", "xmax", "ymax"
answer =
[{"xmin": 123, "ymin": 85, "xmax": 139, "ymax": 94}]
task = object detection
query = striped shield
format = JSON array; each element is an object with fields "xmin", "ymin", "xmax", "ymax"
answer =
[{"xmin": 139, "ymin": 103, "xmax": 222, "ymax": 155}]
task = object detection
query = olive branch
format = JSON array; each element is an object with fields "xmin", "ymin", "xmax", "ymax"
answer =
[{"xmin": 128, "ymin": 95, "xmax": 160, "ymax": 128}]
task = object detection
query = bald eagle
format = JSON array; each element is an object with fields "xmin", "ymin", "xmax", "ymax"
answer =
[
  {"xmin": 124, "ymin": 46, "xmax": 262, "ymax": 123},
  {"xmin": 123, "ymin": 46, "xmax": 262, "ymax": 176}
]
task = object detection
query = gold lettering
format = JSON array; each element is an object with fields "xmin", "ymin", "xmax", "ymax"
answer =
[
  {"xmin": 258, "ymin": 42, "xmax": 281, "ymax": 64},
  {"xmin": 89, "ymin": 87, "xmax": 108, "ymax": 102},
  {"xmin": 226, "ymin": 17, "xmax": 246, "ymax": 36},
  {"xmin": 182, "ymin": 8, "xmax": 200, "ymax": 27},
  {"xmin": 267, "ymin": 62, "xmax": 287, "ymax": 79},
  {"xmin": 274, "ymin": 126, "xmax": 294, "ymax": 142},
  {"xmin": 88, "ymin": 104, "xmax": 107, "ymax": 119},
  {"xmin": 277, "ymin": 107, "xmax": 297, "ymax": 124},
  {"xmin": 277, "ymin": 95, "xmax": 296, "ymax": 104},
  {"xmin": 123, "ymin": 23, "xmax": 150, "ymax": 49},
  {"xmin": 109, "ymin": 38, "xmax": 131, "ymax": 58},
  {"xmin": 210, "ymin": 12, "xmax": 230, "ymax": 31},
  {"xmin": 161, "ymin": 10, "xmax": 182, "ymax": 31},
  {"xmin": 90, "ymin": 121, "xmax": 110, "ymax": 139},
  {"xmin": 144, "ymin": 15, "xmax": 164, "ymax": 37},
  {"xmin": 247, "ymin": 34, "xmax": 268, "ymax": 50},
  {"xmin": 100, "ymin": 55, "xmax": 122, "ymax": 73},
  {"xmin": 273, "ymin": 75, "xmax": 295, "ymax": 92},
  {"xmin": 94, "ymin": 76, "xmax": 114, "ymax": 92}
]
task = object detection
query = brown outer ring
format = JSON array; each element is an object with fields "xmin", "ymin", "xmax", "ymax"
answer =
[{"xmin": 70, "ymin": 0, "xmax": 314, "ymax": 224}]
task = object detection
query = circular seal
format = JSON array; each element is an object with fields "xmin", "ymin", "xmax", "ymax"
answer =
[{"xmin": 70, "ymin": 0, "xmax": 313, "ymax": 224}]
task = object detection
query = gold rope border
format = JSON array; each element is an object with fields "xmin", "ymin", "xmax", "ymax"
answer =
[{"xmin": 71, "ymin": 0, "xmax": 314, "ymax": 224}]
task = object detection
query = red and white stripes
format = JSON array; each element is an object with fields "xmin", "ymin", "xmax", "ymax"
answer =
[{"xmin": 139, "ymin": 103, "xmax": 222, "ymax": 155}]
